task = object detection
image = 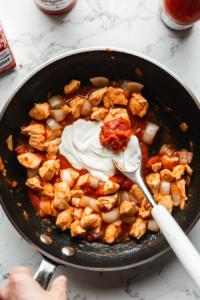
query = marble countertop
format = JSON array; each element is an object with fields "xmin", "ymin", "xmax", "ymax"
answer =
[{"xmin": 1, "ymin": 0, "xmax": 200, "ymax": 299}]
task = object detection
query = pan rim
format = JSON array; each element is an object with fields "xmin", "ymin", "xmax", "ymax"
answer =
[{"xmin": 1, "ymin": 46, "xmax": 200, "ymax": 271}]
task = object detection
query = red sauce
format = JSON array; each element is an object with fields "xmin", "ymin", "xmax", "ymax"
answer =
[{"xmin": 99, "ymin": 117, "xmax": 135, "ymax": 152}]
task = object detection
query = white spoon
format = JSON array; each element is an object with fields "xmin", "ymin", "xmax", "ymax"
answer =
[{"xmin": 113, "ymin": 145, "xmax": 200, "ymax": 290}]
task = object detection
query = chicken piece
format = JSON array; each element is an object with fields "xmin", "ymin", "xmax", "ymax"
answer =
[
  {"xmin": 105, "ymin": 224, "xmax": 121, "ymax": 244},
  {"xmin": 103, "ymin": 180, "xmax": 120, "ymax": 195},
  {"xmin": 17, "ymin": 152, "xmax": 41, "ymax": 169},
  {"xmin": 73, "ymin": 208, "xmax": 83, "ymax": 221},
  {"xmin": 53, "ymin": 182, "xmax": 71, "ymax": 210},
  {"xmin": 129, "ymin": 184, "xmax": 145, "ymax": 204},
  {"xmin": 146, "ymin": 173, "xmax": 160, "ymax": 198},
  {"xmin": 152, "ymin": 162, "xmax": 162, "ymax": 173},
  {"xmin": 70, "ymin": 220, "xmax": 86, "ymax": 237},
  {"xmin": 130, "ymin": 218, "xmax": 146, "ymax": 239},
  {"xmin": 140, "ymin": 197, "xmax": 149, "ymax": 209},
  {"xmin": 64, "ymin": 80, "xmax": 81, "ymax": 94},
  {"xmin": 120, "ymin": 201, "xmax": 138, "ymax": 217},
  {"xmin": 71, "ymin": 197, "xmax": 81, "ymax": 207},
  {"xmin": 40, "ymin": 182, "xmax": 54, "ymax": 199},
  {"xmin": 76, "ymin": 174, "xmax": 89, "ymax": 186},
  {"xmin": 82, "ymin": 206, "xmax": 93, "ymax": 218},
  {"xmin": 0, "ymin": 157, "xmax": 4, "ymax": 171},
  {"xmin": 103, "ymin": 108, "xmax": 131, "ymax": 126},
  {"xmin": 161, "ymin": 155, "xmax": 179, "ymax": 170},
  {"xmin": 51, "ymin": 201, "xmax": 61, "ymax": 217},
  {"xmin": 61, "ymin": 104, "xmax": 72, "ymax": 116},
  {"xmin": 172, "ymin": 165, "xmax": 186, "ymax": 180},
  {"xmin": 129, "ymin": 93, "xmax": 148, "ymax": 118},
  {"xmin": 160, "ymin": 169, "xmax": 175, "ymax": 182},
  {"xmin": 81, "ymin": 214, "xmax": 101, "ymax": 230},
  {"xmin": 137, "ymin": 208, "xmax": 151, "ymax": 218},
  {"xmin": 91, "ymin": 107, "xmax": 108, "ymax": 121},
  {"xmin": 103, "ymin": 89, "xmax": 113, "ymax": 109},
  {"xmin": 46, "ymin": 125, "xmax": 61, "ymax": 142},
  {"xmin": 56, "ymin": 207, "xmax": 73, "ymax": 231},
  {"xmin": 25, "ymin": 176, "xmax": 43, "ymax": 192},
  {"xmin": 69, "ymin": 97, "xmax": 85, "ymax": 118},
  {"xmin": 186, "ymin": 164, "xmax": 193, "ymax": 176},
  {"xmin": 158, "ymin": 195, "xmax": 173, "ymax": 214},
  {"xmin": 60, "ymin": 169, "xmax": 79, "ymax": 188},
  {"xmin": 29, "ymin": 103, "xmax": 50, "ymax": 120},
  {"xmin": 71, "ymin": 190, "xmax": 84, "ymax": 198},
  {"xmin": 39, "ymin": 160, "xmax": 59, "ymax": 181},
  {"xmin": 21, "ymin": 124, "xmax": 45, "ymax": 136},
  {"xmin": 103, "ymin": 87, "xmax": 128, "ymax": 109},
  {"xmin": 29, "ymin": 134, "xmax": 45, "ymax": 151},
  {"xmin": 97, "ymin": 193, "xmax": 118, "ymax": 211},
  {"xmin": 89, "ymin": 87, "xmax": 107, "ymax": 106},
  {"xmin": 43, "ymin": 138, "xmax": 61, "ymax": 160},
  {"xmin": 177, "ymin": 179, "xmax": 187, "ymax": 201}
]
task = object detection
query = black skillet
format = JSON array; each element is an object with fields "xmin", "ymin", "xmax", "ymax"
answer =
[{"xmin": 0, "ymin": 48, "xmax": 200, "ymax": 288}]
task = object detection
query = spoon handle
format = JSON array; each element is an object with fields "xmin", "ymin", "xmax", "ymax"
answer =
[{"xmin": 152, "ymin": 205, "xmax": 200, "ymax": 290}]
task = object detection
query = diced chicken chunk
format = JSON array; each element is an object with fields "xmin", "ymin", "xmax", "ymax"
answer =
[
  {"xmin": 186, "ymin": 164, "xmax": 193, "ymax": 176},
  {"xmin": 25, "ymin": 176, "xmax": 43, "ymax": 191},
  {"xmin": 103, "ymin": 87, "xmax": 128, "ymax": 109},
  {"xmin": 103, "ymin": 180, "xmax": 119, "ymax": 195},
  {"xmin": 91, "ymin": 107, "xmax": 108, "ymax": 121},
  {"xmin": 51, "ymin": 201, "xmax": 61, "ymax": 217},
  {"xmin": 39, "ymin": 160, "xmax": 60, "ymax": 181},
  {"xmin": 105, "ymin": 224, "xmax": 121, "ymax": 244},
  {"xmin": 71, "ymin": 197, "xmax": 81, "ymax": 207},
  {"xmin": 137, "ymin": 208, "xmax": 151, "ymax": 218},
  {"xmin": 71, "ymin": 190, "xmax": 84, "ymax": 198},
  {"xmin": 81, "ymin": 214, "xmax": 101, "ymax": 230},
  {"xmin": 21, "ymin": 124, "xmax": 45, "ymax": 136},
  {"xmin": 177, "ymin": 179, "xmax": 187, "ymax": 201},
  {"xmin": 29, "ymin": 134, "xmax": 45, "ymax": 151},
  {"xmin": 129, "ymin": 184, "xmax": 146, "ymax": 204},
  {"xmin": 56, "ymin": 207, "xmax": 73, "ymax": 231},
  {"xmin": 46, "ymin": 125, "xmax": 61, "ymax": 142},
  {"xmin": 73, "ymin": 208, "xmax": 83, "ymax": 220},
  {"xmin": 69, "ymin": 97, "xmax": 85, "ymax": 118},
  {"xmin": 103, "ymin": 108, "xmax": 131, "ymax": 125},
  {"xmin": 60, "ymin": 169, "xmax": 79, "ymax": 188},
  {"xmin": 17, "ymin": 152, "xmax": 41, "ymax": 169},
  {"xmin": 172, "ymin": 165, "xmax": 186, "ymax": 180},
  {"xmin": 76, "ymin": 174, "xmax": 89, "ymax": 186},
  {"xmin": 146, "ymin": 173, "xmax": 160, "ymax": 198},
  {"xmin": 158, "ymin": 195, "xmax": 173, "ymax": 214},
  {"xmin": 97, "ymin": 193, "xmax": 118, "ymax": 210},
  {"xmin": 161, "ymin": 155, "xmax": 179, "ymax": 170},
  {"xmin": 53, "ymin": 182, "xmax": 71, "ymax": 210},
  {"xmin": 152, "ymin": 162, "xmax": 162, "ymax": 173},
  {"xmin": 64, "ymin": 80, "xmax": 81, "ymax": 94},
  {"xmin": 120, "ymin": 201, "xmax": 138, "ymax": 217},
  {"xmin": 29, "ymin": 103, "xmax": 50, "ymax": 120},
  {"xmin": 43, "ymin": 138, "xmax": 61, "ymax": 160},
  {"xmin": 160, "ymin": 169, "xmax": 175, "ymax": 182},
  {"xmin": 129, "ymin": 93, "xmax": 148, "ymax": 118},
  {"xmin": 70, "ymin": 220, "xmax": 86, "ymax": 237},
  {"xmin": 89, "ymin": 87, "xmax": 107, "ymax": 106},
  {"xmin": 40, "ymin": 182, "xmax": 54, "ymax": 199},
  {"xmin": 130, "ymin": 218, "xmax": 146, "ymax": 239},
  {"xmin": 82, "ymin": 206, "xmax": 93, "ymax": 218}
]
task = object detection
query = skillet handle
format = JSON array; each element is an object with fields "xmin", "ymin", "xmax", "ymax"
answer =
[
  {"xmin": 33, "ymin": 257, "xmax": 57, "ymax": 290},
  {"xmin": 152, "ymin": 205, "xmax": 200, "ymax": 290}
]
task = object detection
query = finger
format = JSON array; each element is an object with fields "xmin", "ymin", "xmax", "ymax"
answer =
[
  {"xmin": 50, "ymin": 276, "xmax": 67, "ymax": 297},
  {"xmin": 9, "ymin": 267, "xmax": 32, "ymax": 278},
  {"xmin": 0, "ymin": 287, "xmax": 7, "ymax": 300}
]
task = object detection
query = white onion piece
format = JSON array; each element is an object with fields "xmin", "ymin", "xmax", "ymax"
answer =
[
  {"xmin": 127, "ymin": 82, "xmax": 144, "ymax": 93},
  {"xmin": 129, "ymin": 194, "xmax": 138, "ymax": 204},
  {"xmin": 112, "ymin": 220, "xmax": 122, "ymax": 226},
  {"xmin": 102, "ymin": 207, "xmax": 120, "ymax": 224},
  {"xmin": 79, "ymin": 196, "xmax": 91, "ymax": 208},
  {"xmin": 120, "ymin": 215, "xmax": 136, "ymax": 224},
  {"xmin": 60, "ymin": 170, "xmax": 72, "ymax": 186},
  {"xmin": 121, "ymin": 191, "xmax": 129, "ymax": 202},
  {"xmin": 160, "ymin": 145, "xmax": 175, "ymax": 156},
  {"xmin": 147, "ymin": 220, "xmax": 159, "ymax": 232},
  {"xmin": 89, "ymin": 198, "xmax": 100, "ymax": 213},
  {"xmin": 177, "ymin": 151, "xmax": 188, "ymax": 164},
  {"xmin": 171, "ymin": 184, "xmax": 180, "ymax": 206},
  {"xmin": 27, "ymin": 168, "xmax": 39, "ymax": 178},
  {"xmin": 50, "ymin": 109, "xmax": 66, "ymax": 121},
  {"xmin": 142, "ymin": 123, "xmax": 159, "ymax": 145},
  {"xmin": 39, "ymin": 201, "xmax": 51, "ymax": 215},
  {"xmin": 90, "ymin": 228, "xmax": 104, "ymax": 238},
  {"xmin": 90, "ymin": 77, "xmax": 109, "ymax": 88},
  {"xmin": 6, "ymin": 135, "xmax": 13, "ymax": 151},
  {"xmin": 180, "ymin": 122, "xmax": 188, "ymax": 132},
  {"xmin": 88, "ymin": 175, "xmax": 99, "ymax": 189},
  {"xmin": 48, "ymin": 96, "xmax": 64, "ymax": 109},
  {"xmin": 187, "ymin": 152, "xmax": 193, "ymax": 163},
  {"xmin": 46, "ymin": 118, "xmax": 61, "ymax": 131},
  {"xmin": 81, "ymin": 100, "xmax": 92, "ymax": 116},
  {"xmin": 160, "ymin": 181, "xmax": 171, "ymax": 195}
]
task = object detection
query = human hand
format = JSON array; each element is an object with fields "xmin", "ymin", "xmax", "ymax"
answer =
[{"xmin": 0, "ymin": 266, "xmax": 67, "ymax": 300}]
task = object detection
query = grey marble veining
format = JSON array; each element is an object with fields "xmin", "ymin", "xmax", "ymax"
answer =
[{"xmin": 1, "ymin": 0, "xmax": 200, "ymax": 299}]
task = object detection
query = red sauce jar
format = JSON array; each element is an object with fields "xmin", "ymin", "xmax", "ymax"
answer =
[{"xmin": 34, "ymin": 0, "xmax": 77, "ymax": 15}]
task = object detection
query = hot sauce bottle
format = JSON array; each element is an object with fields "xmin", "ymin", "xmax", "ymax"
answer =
[{"xmin": 34, "ymin": 0, "xmax": 77, "ymax": 15}]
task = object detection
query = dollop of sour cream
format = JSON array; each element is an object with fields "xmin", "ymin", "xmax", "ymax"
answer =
[{"xmin": 59, "ymin": 119, "xmax": 140, "ymax": 182}]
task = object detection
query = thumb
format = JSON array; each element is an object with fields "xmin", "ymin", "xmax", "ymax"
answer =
[{"xmin": 50, "ymin": 276, "xmax": 67, "ymax": 298}]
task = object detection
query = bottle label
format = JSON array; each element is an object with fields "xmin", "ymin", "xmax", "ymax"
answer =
[{"xmin": 35, "ymin": 0, "xmax": 73, "ymax": 11}]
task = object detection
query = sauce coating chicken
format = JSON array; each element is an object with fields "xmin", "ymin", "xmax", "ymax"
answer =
[
  {"xmin": 29, "ymin": 103, "xmax": 50, "ymax": 120},
  {"xmin": 17, "ymin": 152, "xmax": 41, "ymax": 169}
]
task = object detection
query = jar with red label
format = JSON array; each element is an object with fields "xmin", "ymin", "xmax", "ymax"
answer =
[{"xmin": 34, "ymin": 0, "xmax": 77, "ymax": 15}]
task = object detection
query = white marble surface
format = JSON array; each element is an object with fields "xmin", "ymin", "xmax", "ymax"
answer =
[{"xmin": 1, "ymin": 0, "xmax": 200, "ymax": 299}]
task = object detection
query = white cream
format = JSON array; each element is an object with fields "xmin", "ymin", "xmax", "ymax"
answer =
[{"xmin": 59, "ymin": 119, "xmax": 140, "ymax": 181}]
